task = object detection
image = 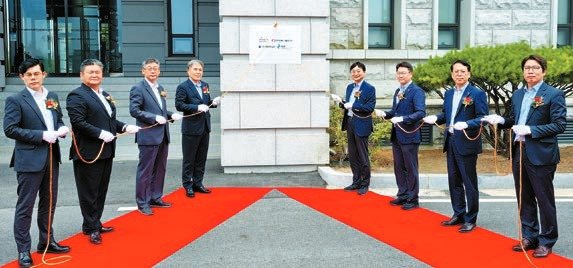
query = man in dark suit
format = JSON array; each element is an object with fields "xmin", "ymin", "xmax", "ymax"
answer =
[
  {"xmin": 375, "ymin": 61, "xmax": 426, "ymax": 210},
  {"xmin": 175, "ymin": 59, "xmax": 220, "ymax": 198},
  {"xmin": 66, "ymin": 59, "xmax": 139, "ymax": 245},
  {"xmin": 482, "ymin": 55, "xmax": 566, "ymax": 258},
  {"xmin": 332, "ymin": 61, "xmax": 376, "ymax": 195},
  {"xmin": 3, "ymin": 58, "xmax": 70, "ymax": 267},
  {"xmin": 424, "ymin": 60, "xmax": 488, "ymax": 233},
  {"xmin": 129, "ymin": 58, "xmax": 183, "ymax": 216}
]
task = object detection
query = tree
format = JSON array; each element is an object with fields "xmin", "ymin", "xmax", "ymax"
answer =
[{"xmin": 413, "ymin": 43, "xmax": 573, "ymax": 156}]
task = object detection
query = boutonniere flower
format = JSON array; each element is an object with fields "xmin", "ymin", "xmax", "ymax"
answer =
[
  {"xmin": 202, "ymin": 86, "xmax": 209, "ymax": 94},
  {"xmin": 397, "ymin": 92, "xmax": 405, "ymax": 100},
  {"xmin": 354, "ymin": 90, "xmax": 361, "ymax": 100},
  {"xmin": 160, "ymin": 90, "xmax": 167, "ymax": 98},
  {"xmin": 105, "ymin": 95, "xmax": 116, "ymax": 105},
  {"xmin": 45, "ymin": 99, "xmax": 59, "ymax": 110},
  {"xmin": 531, "ymin": 96, "xmax": 544, "ymax": 108},
  {"xmin": 462, "ymin": 96, "xmax": 473, "ymax": 110}
]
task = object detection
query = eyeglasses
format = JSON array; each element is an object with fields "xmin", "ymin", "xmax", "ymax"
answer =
[
  {"xmin": 144, "ymin": 66, "xmax": 160, "ymax": 71},
  {"xmin": 523, "ymin": 66, "xmax": 542, "ymax": 71},
  {"xmin": 396, "ymin": 72, "xmax": 411, "ymax": 76}
]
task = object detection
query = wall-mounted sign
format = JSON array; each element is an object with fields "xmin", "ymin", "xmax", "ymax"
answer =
[{"xmin": 249, "ymin": 25, "xmax": 301, "ymax": 64}]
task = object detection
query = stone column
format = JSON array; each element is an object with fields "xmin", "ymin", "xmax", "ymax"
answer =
[{"xmin": 219, "ymin": 0, "xmax": 330, "ymax": 173}]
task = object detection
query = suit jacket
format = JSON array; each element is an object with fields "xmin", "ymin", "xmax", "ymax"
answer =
[
  {"xmin": 175, "ymin": 79, "xmax": 218, "ymax": 136},
  {"xmin": 129, "ymin": 80, "xmax": 173, "ymax": 145},
  {"xmin": 436, "ymin": 84, "xmax": 488, "ymax": 155},
  {"xmin": 3, "ymin": 89, "xmax": 64, "ymax": 172},
  {"xmin": 66, "ymin": 83, "xmax": 126, "ymax": 160},
  {"xmin": 385, "ymin": 83, "xmax": 426, "ymax": 144},
  {"xmin": 340, "ymin": 80, "xmax": 376, "ymax": 137},
  {"xmin": 500, "ymin": 82, "xmax": 567, "ymax": 165}
]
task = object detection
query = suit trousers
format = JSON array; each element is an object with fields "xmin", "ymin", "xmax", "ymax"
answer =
[
  {"xmin": 73, "ymin": 158, "xmax": 113, "ymax": 233},
  {"xmin": 181, "ymin": 131, "xmax": 210, "ymax": 190},
  {"xmin": 346, "ymin": 118, "xmax": 370, "ymax": 188},
  {"xmin": 14, "ymin": 153, "xmax": 59, "ymax": 252},
  {"xmin": 446, "ymin": 137, "xmax": 479, "ymax": 224},
  {"xmin": 512, "ymin": 144, "xmax": 558, "ymax": 248},
  {"xmin": 136, "ymin": 137, "xmax": 169, "ymax": 209},
  {"xmin": 391, "ymin": 142, "xmax": 420, "ymax": 202}
]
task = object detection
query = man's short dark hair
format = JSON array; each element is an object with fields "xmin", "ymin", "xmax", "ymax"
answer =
[
  {"xmin": 521, "ymin": 54, "xmax": 547, "ymax": 72},
  {"xmin": 396, "ymin": 61, "xmax": 413, "ymax": 73},
  {"xmin": 80, "ymin": 59, "xmax": 104, "ymax": 72},
  {"xmin": 450, "ymin": 59, "xmax": 471, "ymax": 72},
  {"xmin": 350, "ymin": 61, "xmax": 366, "ymax": 72},
  {"xmin": 18, "ymin": 58, "xmax": 44, "ymax": 75}
]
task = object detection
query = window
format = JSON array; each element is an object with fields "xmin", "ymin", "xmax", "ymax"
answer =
[
  {"xmin": 557, "ymin": 0, "xmax": 572, "ymax": 47},
  {"xmin": 438, "ymin": 0, "xmax": 459, "ymax": 49},
  {"xmin": 169, "ymin": 0, "xmax": 195, "ymax": 56},
  {"xmin": 368, "ymin": 0, "xmax": 393, "ymax": 48}
]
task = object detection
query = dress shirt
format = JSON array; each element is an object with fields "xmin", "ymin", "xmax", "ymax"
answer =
[
  {"xmin": 347, "ymin": 80, "xmax": 363, "ymax": 117},
  {"xmin": 515, "ymin": 80, "xmax": 542, "ymax": 142},
  {"xmin": 26, "ymin": 87, "xmax": 54, "ymax": 131},
  {"xmin": 396, "ymin": 81, "xmax": 411, "ymax": 104},
  {"xmin": 192, "ymin": 79, "xmax": 203, "ymax": 99},
  {"xmin": 93, "ymin": 88, "xmax": 113, "ymax": 116},
  {"xmin": 449, "ymin": 82, "xmax": 468, "ymax": 133},
  {"xmin": 146, "ymin": 79, "xmax": 162, "ymax": 109}
]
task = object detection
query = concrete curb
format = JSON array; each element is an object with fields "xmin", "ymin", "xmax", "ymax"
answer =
[{"xmin": 318, "ymin": 167, "xmax": 573, "ymax": 190}]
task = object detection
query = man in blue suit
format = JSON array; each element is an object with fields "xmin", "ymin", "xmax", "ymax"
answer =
[
  {"xmin": 175, "ymin": 59, "xmax": 220, "ymax": 198},
  {"xmin": 129, "ymin": 58, "xmax": 183, "ymax": 216},
  {"xmin": 4, "ymin": 59, "xmax": 70, "ymax": 267},
  {"xmin": 333, "ymin": 62, "xmax": 376, "ymax": 195},
  {"xmin": 424, "ymin": 60, "xmax": 488, "ymax": 233},
  {"xmin": 376, "ymin": 62, "xmax": 426, "ymax": 210},
  {"xmin": 483, "ymin": 55, "xmax": 566, "ymax": 258}
]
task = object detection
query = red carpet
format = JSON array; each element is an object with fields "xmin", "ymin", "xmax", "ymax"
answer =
[
  {"xmin": 280, "ymin": 188, "xmax": 573, "ymax": 268},
  {"xmin": 3, "ymin": 187, "xmax": 271, "ymax": 268}
]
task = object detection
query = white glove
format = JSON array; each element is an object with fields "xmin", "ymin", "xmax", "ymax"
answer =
[
  {"xmin": 198, "ymin": 104, "xmax": 209, "ymax": 112},
  {"xmin": 171, "ymin": 113, "xmax": 183, "ymax": 121},
  {"xmin": 155, "ymin": 115, "xmax": 167, "ymax": 124},
  {"xmin": 374, "ymin": 109, "xmax": 386, "ymax": 118},
  {"xmin": 99, "ymin": 130, "xmax": 115, "ymax": 143},
  {"xmin": 57, "ymin": 126, "xmax": 69, "ymax": 137},
  {"xmin": 390, "ymin": 116, "xmax": 404, "ymax": 124},
  {"xmin": 125, "ymin": 125, "xmax": 140, "ymax": 134},
  {"xmin": 423, "ymin": 115, "xmax": 437, "ymax": 124},
  {"xmin": 212, "ymin": 96, "xmax": 221, "ymax": 106},
  {"xmin": 481, "ymin": 114, "xmax": 505, "ymax": 125},
  {"xmin": 453, "ymin": 121, "xmax": 468, "ymax": 130},
  {"xmin": 512, "ymin": 125, "xmax": 531, "ymax": 136},
  {"xmin": 330, "ymin": 94, "xmax": 342, "ymax": 104},
  {"xmin": 344, "ymin": 102, "xmax": 353, "ymax": 109},
  {"xmin": 42, "ymin": 131, "xmax": 59, "ymax": 144}
]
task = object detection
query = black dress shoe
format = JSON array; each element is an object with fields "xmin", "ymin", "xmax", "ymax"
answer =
[
  {"xmin": 100, "ymin": 226, "xmax": 114, "ymax": 233},
  {"xmin": 186, "ymin": 188, "xmax": 195, "ymax": 198},
  {"xmin": 37, "ymin": 241, "xmax": 70, "ymax": 254},
  {"xmin": 343, "ymin": 184, "xmax": 359, "ymax": 191},
  {"xmin": 138, "ymin": 207, "xmax": 154, "ymax": 216},
  {"xmin": 401, "ymin": 202, "xmax": 419, "ymax": 210},
  {"xmin": 390, "ymin": 198, "xmax": 407, "ymax": 206},
  {"xmin": 441, "ymin": 216, "xmax": 463, "ymax": 226},
  {"xmin": 357, "ymin": 187, "xmax": 368, "ymax": 195},
  {"xmin": 458, "ymin": 222, "xmax": 476, "ymax": 233},
  {"xmin": 18, "ymin": 251, "xmax": 32, "ymax": 268},
  {"xmin": 193, "ymin": 185, "xmax": 211, "ymax": 194},
  {"xmin": 532, "ymin": 245, "xmax": 552, "ymax": 258},
  {"xmin": 89, "ymin": 231, "xmax": 102, "ymax": 245},
  {"xmin": 512, "ymin": 238, "xmax": 538, "ymax": 252},
  {"xmin": 150, "ymin": 200, "xmax": 172, "ymax": 208}
]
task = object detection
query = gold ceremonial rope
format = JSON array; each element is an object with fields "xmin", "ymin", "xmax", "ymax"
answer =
[{"xmin": 35, "ymin": 144, "xmax": 72, "ymax": 267}]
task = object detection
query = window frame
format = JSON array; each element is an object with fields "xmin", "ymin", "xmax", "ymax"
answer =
[
  {"xmin": 167, "ymin": 0, "xmax": 196, "ymax": 57},
  {"xmin": 367, "ymin": 0, "xmax": 394, "ymax": 49},
  {"xmin": 557, "ymin": 0, "xmax": 573, "ymax": 47},
  {"xmin": 438, "ymin": 0, "xmax": 460, "ymax": 49}
]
